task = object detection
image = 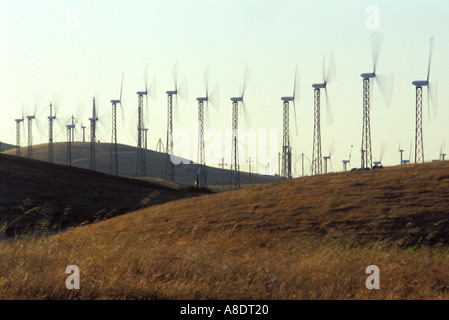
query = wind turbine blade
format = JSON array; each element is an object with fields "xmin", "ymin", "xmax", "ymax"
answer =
[
  {"xmin": 205, "ymin": 101, "xmax": 211, "ymax": 129},
  {"xmin": 241, "ymin": 64, "xmax": 251, "ymax": 98},
  {"xmin": 429, "ymin": 80, "xmax": 438, "ymax": 118},
  {"xmin": 293, "ymin": 100, "xmax": 298, "ymax": 136},
  {"xmin": 33, "ymin": 92, "xmax": 43, "ymax": 116},
  {"xmin": 178, "ymin": 76, "xmax": 189, "ymax": 101},
  {"xmin": 326, "ymin": 51, "xmax": 336, "ymax": 85},
  {"xmin": 321, "ymin": 55, "xmax": 326, "ymax": 83},
  {"xmin": 242, "ymin": 101, "xmax": 251, "ymax": 128},
  {"xmin": 380, "ymin": 140, "xmax": 387, "ymax": 162},
  {"xmin": 149, "ymin": 75, "xmax": 157, "ymax": 100},
  {"xmin": 427, "ymin": 85, "xmax": 431, "ymax": 121},
  {"xmin": 203, "ymin": 66, "xmax": 210, "ymax": 98},
  {"xmin": 293, "ymin": 65, "xmax": 299, "ymax": 100},
  {"xmin": 119, "ymin": 72, "xmax": 124, "ymax": 103},
  {"xmin": 174, "ymin": 95, "xmax": 180, "ymax": 123},
  {"xmin": 325, "ymin": 88, "xmax": 334, "ymax": 125},
  {"xmin": 409, "ymin": 141, "xmax": 412, "ymax": 161},
  {"xmin": 427, "ymin": 37, "xmax": 435, "ymax": 83},
  {"xmin": 375, "ymin": 73, "xmax": 394, "ymax": 107},
  {"xmin": 172, "ymin": 61, "xmax": 179, "ymax": 92},
  {"xmin": 209, "ymin": 83, "xmax": 220, "ymax": 111},
  {"xmin": 370, "ymin": 32, "xmax": 383, "ymax": 74},
  {"xmin": 329, "ymin": 140, "xmax": 335, "ymax": 157}
]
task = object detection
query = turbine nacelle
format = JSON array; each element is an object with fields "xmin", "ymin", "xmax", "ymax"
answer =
[
  {"xmin": 27, "ymin": 116, "xmax": 35, "ymax": 120},
  {"xmin": 312, "ymin": 83, "xmax": 326, "ymax": 89},
  {"xmin": 15, "ymin": 118, "xmax": 24, "ymax": 122},
  {"xmin": 166, "ymin": 90, "xmax": 177, "ymax": 95},
  {"xmin": 230, "ymin": 97, "xmax": 243, "ymax": 103},
  {"xmin": 361, "ymin": 72, "xmax": 376, "ymax": 79},
  {"xmin": 281, "ymin": 96, "xmax": 294, "ymax": 102},
  {"xmin": 48, "ymin": 116, "xmax": 56, "ymax": 120},
  {"xmin": 110, "ymin": 99, "xmax": 121, "ymax": 105},
  {"xmin": 196, "ymin": 97, "xmax": 208, "ymax": 102},
  {"xmin": 136, "ymin": 91, "xmax": 148, "ymax": 96},
  {"xmin": 66, "ymin": 124, "xmax": 75, "ymax": 129},
  {"xmin": 412, "ymin": 80, "xmax": 429, "ymax": 87}
]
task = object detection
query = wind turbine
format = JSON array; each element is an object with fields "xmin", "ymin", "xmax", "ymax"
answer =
[
  {"xmin": 412, "ymin": 37, "xmax": 437, "ymax": 164},
  {"xmin": 398, "ymin": 142, "xmax": 404, "ymax": 165},
  {"xmin": 401, "ymin": 142, "xmax": 412, "ymax": 165},
  {"xmin": 136, "ymin": 65, "xmax": 150, "ymax": 178},
  {"xmin": 373, "ymin": 141, "xmax": 387, "ymax": 168},
  {"xmin": 323, "ymin": 142, "xmax": 334, "ymax": 174},
  {"xmin": 230, "ymin": 66, "xmax": 250, "ymax": 190},
  {"xmin": 164, "ymin": 62, "xmax": 187, "ymax": 182},
  {"xmin": 26, "ymin": 94, "xmax": 43, "ymax": 160},
  {"xmin": 281, "ymin": 66, "xmax": 299, "ymax": 180},
  {"xmin": 360, "ymin": 32, "xmax": 393, "ymax": 169},
  {"xmin": 342, "ymin": 145, "xmax": 353, "ymax": 172},
  {"xmin": 110, "ymin": 72, "xmax": 124, "ymax": 175},
  {"xmin": 89, "ymin": 97, "xmax": 99, "ymax": 170},
  {"xmin": 47, "ymin": 102, "xmax": 57, "ymax": 163},
  {"xmin": 196, "ymin": 66, "xmax": 219, "ymax": 188},
  {"xmin": 15, "ymin": 104, "xmax": 25, "ymax": 157},
  {"xmin": 312, "ymin": 52, "xmax": 336, "ymax": 175}
]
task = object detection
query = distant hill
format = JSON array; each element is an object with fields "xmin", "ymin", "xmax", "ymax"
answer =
[
  {"xmin": 0, "ymin": 142, "xmax": 16, "ymax": 152},
  {"xmin": 0, "ymin": 153, "xmax": 194, "ymax": 238},
  {"xmin": 4, "ymin": 142, "xmax": 281, "ymax": 187}
]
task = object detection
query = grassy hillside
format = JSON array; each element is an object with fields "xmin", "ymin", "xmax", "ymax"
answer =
[
  {"xmin": 1, "ymin": 161, "xmax": 449, "ymax": 299},
  {"xmin": 5, "ymin": 142, "xmax": 281, "ymax": 186},
  {"xmin": 0, "ymin": 153, "xmax": 194, "ymax": 238}
]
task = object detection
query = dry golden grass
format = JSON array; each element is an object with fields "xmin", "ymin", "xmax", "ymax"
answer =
[{"xmin": 1, "ymin": 161, "xmax": 449, "ymax": 299}]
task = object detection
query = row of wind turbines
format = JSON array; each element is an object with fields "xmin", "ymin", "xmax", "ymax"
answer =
[{"xmin": 12, "ymin": 33, "xmax": 441, "ymax": 190}]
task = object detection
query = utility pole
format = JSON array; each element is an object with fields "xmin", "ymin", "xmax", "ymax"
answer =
[
  {"xmin": 218, "ymin": 157, "xmax": 228, "ymax": 189},
  {"xmin": 247, "ymin": 157, "xmax": 254, "ymax": 185},
  {"xmin": 278, "ymin": 152, "xmax": 281, "ymax": 176},
  {"xmin": 302, "ymin": 153, "xmax": 304, "ymax": 177}
]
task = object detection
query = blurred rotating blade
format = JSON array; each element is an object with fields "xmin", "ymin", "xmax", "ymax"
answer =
[
  {"xmin": 325, "ymin": 87, "xmax": 334, "ymax": 125},
  {"xmin": 326, "ymin": 51, "xmax": 336, "ymax": 85},
  {"xmin": 241, "ymin": 101, "xmax": 251, "ymax": 128},
  {"xmin": 375, "ymin": 73, "xmax": 394, "ymax": 107},
  {"xmin": 241, "ymin": 64, "xmax": 251, "ymax": 98},
  {"xmin": 205, "ymin": 101, "xmax": 211, "ymax": 129},
  {"xmin": 203, "ymin": 66, "xmax": 210, "ymax": 98},
  {"xmin": 429, "ymin": 80, "xmax": 438, "ymax": 119},
  {"xmin": 119, "ymin": 72, "xmax": 125, "ymax": 126},
  {"xmin": 370, "ymin": 32, "xmax": 383, "ymax": 74},
  {"xmin": 427, "ymin": 37, "xmax": 435, "ymax": 83},
  {"xmin": 293, "ymin": 100, "xmax": 298, "ymax": 136}
]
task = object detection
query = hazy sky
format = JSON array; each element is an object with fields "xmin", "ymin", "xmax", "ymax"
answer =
[{"xmin": 1, "ymin": 0, "xmax": 448, "ymax": 175}]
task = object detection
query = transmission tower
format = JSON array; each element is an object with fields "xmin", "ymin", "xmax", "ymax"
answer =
[
  {"xmin": 48, "ymin": 102, "xmax": 56, "ymax": 163},
  {"xmin": 197, "ymin": 98, "xmax": 207, "ymax": 188},
  {"xmin": 230, "ymin": 99, "xmax": 240, "ymax": 189},
  {"xmin": 281, "ymin": 98, "xmax": 292, "ymax": 180},
  {"xmin": 280, "ymin": 67, "xmax": 298, "ymax": 180},
  {"xmin": 89, "ymin": 97, "xmax": 98, "ymax": 171},
  {"xmin": 165, "ymin": 91, "xmax": 175, "ymax": 182},
  {"xmin": 136, "ymin": 91, "xmax": 147, "ymax": 177},
  {"xmin": 15, "ymin": 117, "xmax": 23, "ymax": 157},
  {"xmin": 361, "ymin": 77, "xmax": 373, "ymax": 169},
  {"xmin": 109, "ymin": 73, "xmax": 124, "ymax": 176},
  {"xmin": 66, "ymin": 124, "xmax": 75, "ymax": 166},
  {"xmin": 26, "ymin": 115, "xmax": 35, "ymax": 159},
  {"xmin": 312, "ymin": 87, "xmax": 323, "ymax": 175}
]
